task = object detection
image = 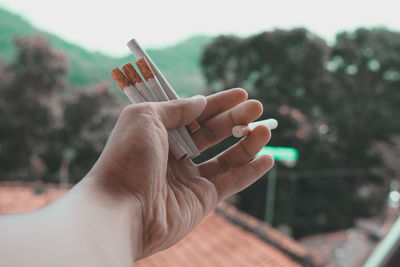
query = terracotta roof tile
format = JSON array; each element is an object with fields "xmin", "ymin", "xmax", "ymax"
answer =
[
  {"xmin": 0, "ymin": 183, "xmax": 311, "ymax": 267},
  {"xmin": 0, "ymin": 182, "xmax": 67, "ymax": 214},
  {"xmin": 301, "ymin": 229, "xmax": 376, "ymax": 266},
  {"xmin": 135, "ymin": 207, "xmax": 305, "ymax": 267}
]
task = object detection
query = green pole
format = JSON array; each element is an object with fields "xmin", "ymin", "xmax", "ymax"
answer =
[{"xmin": 264, "ymin": 165, "xmax": 277, "ymax": 224}]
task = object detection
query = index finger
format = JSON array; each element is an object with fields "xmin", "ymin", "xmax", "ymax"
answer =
[{"xmin": 197, "ymin": 88, "xmax": 248, "ymax": 123}]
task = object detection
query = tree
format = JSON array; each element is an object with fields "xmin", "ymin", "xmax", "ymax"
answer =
[
  {"xmin": 0, "ymin": 34, "xmax": 118, "ymax": 183},
  {"xmin": 0, "ymin": 34, "xmax": 67, "ymax": 179},
  {"xmin": 200, "ymin": 28, "xmax": 400, "ymax": 237},
  {"xmin": 329, "ymin": 28, "xmax": 400, "ymax": 162},
  {"xmin": 43, "ymin": 83, "xmax": 118, "ymax": 183}
]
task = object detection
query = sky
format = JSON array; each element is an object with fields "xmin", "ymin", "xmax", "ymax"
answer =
[{"xmin": 1, "ymin": 0, "xmax": 400, "ymax": 57}]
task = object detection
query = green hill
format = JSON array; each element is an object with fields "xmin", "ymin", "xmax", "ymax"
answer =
[{"xmin": 0, "ymin": 7, "xmax": 213, "ymax": 96}]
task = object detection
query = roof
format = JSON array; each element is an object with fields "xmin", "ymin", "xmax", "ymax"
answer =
[
  {"xmin": 136, "ymin": 210, "xmax": 301, "ymax": 267},
  {"xmin": 0, "ymin": 182, "xmax": 67, "ymax": 214},
  {"xmin": 136, "ymin": 200, "xmax": 319, "ymax": 267},
  {"xmin": 301, "ymin": 228, "xmax": 375, "ymax": 267},
  {"xmin": 300, "ymin": 207, "xmax": 400, "ymax": 267},
  {"xmin": 0, "ymin": 182, "xmax": 318, "ymax": 267}
]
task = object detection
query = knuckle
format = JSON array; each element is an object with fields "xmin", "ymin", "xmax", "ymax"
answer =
[
  {"xmin": 217, "ymin": 156, "xmax": 231, "ymax": 172},
  {"xmin": 248, "ymin": 99, "xmax": 263, "ymax": 115},
  {"xmin": 145, "ymin": 103, "xmax": 158, "ymax": 114},
  {"xmin": 239, "ymin": 141, "xmax": 252, "ymax": 158},
  {"xmin": 228, "ymin": 110, "xmax": 237, "ymax": 125},
  {"xmin": 121, "ymin": 103, "xmax": 164, "ymax": 129},
  {"xmin": 122, "ymin": 102, "xmax": 157, "ymax": 116},
  {"xmin": 121, "ymin": 104, "xmax": 136, "ymax": 115},
  {"xmin": 165, "ymin": 100, "xmax": 185, "ymax": 125},
  {"xmin": 233, "ymin": 88, "xmax": 248, "ymax": 99}
]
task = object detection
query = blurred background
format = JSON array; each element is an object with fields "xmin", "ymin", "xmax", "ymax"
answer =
[{"xmin": 1, "ymin": 0, "xmax": 400, "ymax": 266}]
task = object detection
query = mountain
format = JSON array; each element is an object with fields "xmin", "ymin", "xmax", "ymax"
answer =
[{"xmin": 0, "ymin": 7, "xmax": 213, "ymax": 96}]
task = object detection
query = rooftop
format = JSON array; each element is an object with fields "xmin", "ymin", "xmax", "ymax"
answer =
[
  {"xmin": 301, "ymin": 207, "xmax": 400, "ymax": 266},
  {"xmin": 0, "ymin": 182, "xmax": 320, "ymax": 267}
]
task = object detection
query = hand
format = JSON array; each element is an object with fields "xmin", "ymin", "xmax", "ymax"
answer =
[{"xmin": 87, "ymin": 88, "xmax": 274, "ymax": 260}]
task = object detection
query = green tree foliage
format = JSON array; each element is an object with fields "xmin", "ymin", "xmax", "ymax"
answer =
[
  {"xmin": 328, "ymin": 28, "xmax": 400, "ymax": 159},
  {"xmin": 42, "ymin": 83, "xmax": 117, "ymax": 183},
  {"xmin": 0, "ymin": 35, "xmax": 116, "ymax": 183},
  {"xmin": 200, "ymin": 28, "xmax": 400, "ymax": 237},
  {"xmin": 0, "ymin": 35, "xmax": 66, "ymax": 178}
]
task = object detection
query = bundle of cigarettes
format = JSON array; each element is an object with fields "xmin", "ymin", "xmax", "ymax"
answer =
[
  {"xmin": 111, "ymin": 39, "xmax": 201, "ymax": 160},
  {"xmin": 110, "ymin": 39, "xmax": 278, "ymax": 160}
]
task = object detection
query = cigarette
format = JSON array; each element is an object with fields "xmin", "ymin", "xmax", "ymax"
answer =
[
  {"xmin": 136, "ymin": 58, "xmax": 170, "ymax": 101},
  {"xmin": 127, "ymin": 39, "xmax": 200, "ymax": 133},
  {"xmin": 110, "ymin": 68, "xmax": 187, "ymax": 160},
  {"xmin": 136, "ymin": 58, "xmax": 200, "ymax": 158},
  {"xmin": 122, "ymin": 63, "xmax": 156, "ymax": 102},
  {"xmin": 110, "ymin": 68, "xmax": 144, "ymax": 103},
  {"xmin": 232, "ymin": 119, "xmax": 278, "ymax": 138},
  {"xmin": 110, "ymin": 67, "xmax": 131, "ymax": 90}
]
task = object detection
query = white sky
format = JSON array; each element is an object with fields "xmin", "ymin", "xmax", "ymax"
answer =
[{"xmin": 1, "ymin": 0, "xmax": 399, "ymax": 57}]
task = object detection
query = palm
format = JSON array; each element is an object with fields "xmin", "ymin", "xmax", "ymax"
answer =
[{"xmin": 148, "ymin": 158, "xmax": 217, "ymax": 255}]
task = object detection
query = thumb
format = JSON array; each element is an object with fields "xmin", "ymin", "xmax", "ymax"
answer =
[{"xmin": 156, "ymin": 95, "xmax": 206, "ymax": 129}]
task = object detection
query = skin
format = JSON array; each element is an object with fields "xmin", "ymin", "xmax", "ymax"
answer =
[{"xmin": 0, "ymin": 88, "xmax": 274, "ymax": 267}]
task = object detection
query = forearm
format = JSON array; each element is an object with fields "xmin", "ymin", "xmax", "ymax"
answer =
[{"xmin": 0, "ymin": 176, "xmax": 143, "ymax": 267}]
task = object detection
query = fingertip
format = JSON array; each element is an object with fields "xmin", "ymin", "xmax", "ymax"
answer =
[
  {"xmin": 189, "ymin": 95, "xmax": 207, "ymax": 116},
  {"xmin": 157, "ymin": 96, "xmax": 207, "ymax": 129},
  {"xmin": 254, "ymin": 100, "xmax": 264, "ymax": 115},
  {"xmin": 230, "ymin": 88, "xmax": 248, "ymax": 101},
  {"xmin": 251, "ymin": 125, "xmax": 271, "ymax": 144},
  {"xmin": 255, "ymin": 154, "xmax": 275, "ymax": 173},
  {"xmin": 246, "ymin": 100, "xmax": 264, "ymax": 119},
  {"xmin": 197, "ymin": 95, "xmax": 208, "ymax": 110}
]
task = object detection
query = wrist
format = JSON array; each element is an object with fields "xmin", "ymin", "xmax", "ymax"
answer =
[{"xmin": 58, "ymin": 175, "xmax": 144, "ymax": 262}]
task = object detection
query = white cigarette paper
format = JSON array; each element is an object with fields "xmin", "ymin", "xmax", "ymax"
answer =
[
  {"xmin": 127, "ymin": 39, "xmax": 179, "ymax": 100},
  {"xmin": 135, "ymin": 81, "xmax": 156, "ymax": 102},
  {"xmin": 124, "ymin": 85, "xmax": 187, "ymax": 159},
  {"xmin": 135, "ymin": 57, "xmax": 200, "ymax": 158},
  {"xmin": 249, "ymin": 119, "xmax": 278, "ymax": 130},
  {"xmin": 146, "ymin": 74, "xmax": 199, "ymax": 158},
  {"xmin": 124, "ymin": 85, "xmax": 146, "ymax": 103},
  {"xmin": 232, "ymin": 119, "xmax": 278, "ymax": 138}
]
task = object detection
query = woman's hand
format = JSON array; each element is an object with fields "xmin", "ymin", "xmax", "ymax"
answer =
[{"xmin": 88, "ymin": 88, "xmax": 274, "ymax": 260}]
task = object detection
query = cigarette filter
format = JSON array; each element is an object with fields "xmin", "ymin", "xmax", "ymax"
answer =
[{"xmin": 232, "ymin": 119, "xmax": 278, "ymax": 138}]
